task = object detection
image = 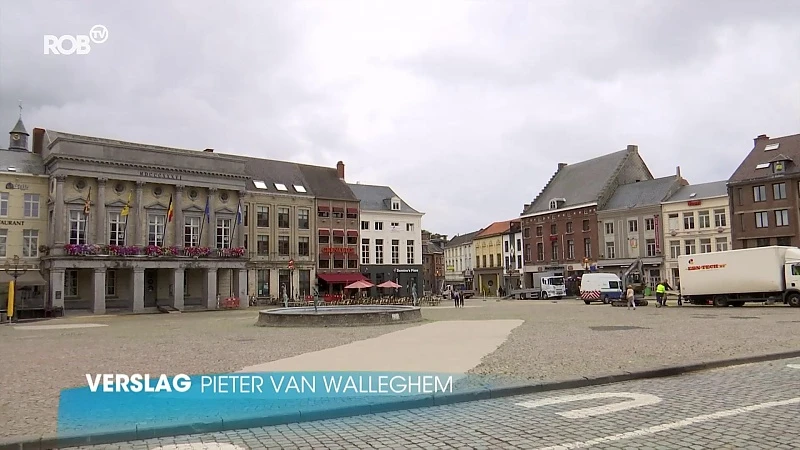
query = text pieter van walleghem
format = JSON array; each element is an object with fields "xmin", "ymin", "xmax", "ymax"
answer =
[{"xmin": 85, "ymin": 373, "xmax": 454, "ymax": 395}]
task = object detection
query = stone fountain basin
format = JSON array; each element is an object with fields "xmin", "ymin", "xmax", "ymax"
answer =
[{"xmin": 256, "ymin": 305, "xmax": 423, "ymax": 327}]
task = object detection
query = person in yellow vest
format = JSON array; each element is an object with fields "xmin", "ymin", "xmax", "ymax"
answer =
[{"xmin": 656, "ymin": 281, "xmax": 667, "ymax": 307}]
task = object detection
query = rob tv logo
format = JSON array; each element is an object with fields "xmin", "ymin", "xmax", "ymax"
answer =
[{"xmin": 44, "ymin": 25, "xmax": 108, "ymax": 55}]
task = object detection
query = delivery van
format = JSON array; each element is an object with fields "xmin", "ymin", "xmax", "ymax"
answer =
[{"xmin": 580, "ymin": 273, "xmax": 623, "ymax": 304}]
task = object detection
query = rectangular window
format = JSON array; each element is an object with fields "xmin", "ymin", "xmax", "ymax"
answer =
[
  {"xmin": 582, "ymin": 220, "xmax": 590, "ymax": 232},
  {"xmin": 257, "ymin": 206, "xmax": 270, "ymax": 227},
  {"xmin": 517, "ymin": 254, "xmax": 522, "ymax": 268},
  {"xmin": 482, "ymin": 255, "xmax": 487, "ymax": 267},
  {"xmin": 605, "ymin": 242, "xmax": 615, "ymax": 259},
  {"xmin": 566, "ymin": 222, "xmax": 573, "ymax": 233},
  {"xmin": 317, "ymin": 207, "xmax": 329, "ymax": 218},
  {"xmin": 347, "ymin": 258, "xmax": 358, "ymax": 269},
  {"xmin": 0, "ymin": 229, "xmax": 6, "ymax": 257},
  {"xmin": 683, "ymin": 213, "xmax": 695, "ymax": 230},
  {"xmin": 605, "ymin": 222, "xmax": 614, "ymax": 234},
  {"xmin": 550, "ymin": 223, "xmax": 557, "ymax": 235},
  {"xmin": 346, "ymin": 208, "xmax": 357, "ymax": 219},
  {"xmin": 505, "ymin": 256, "xmax": 510, "ymax": 268},
  {"xmin": 108, "ymin": 212, "xmax": 125, "ymax": 245},
  {"xmin": 215, "ymin": 218, "xmax": 231, "ymax": 248},
  {"xmin": 523, "ymin": 227, "xmax": 530, "ymax": 238},
  {"xmin": 278, "ymin": 207, "xmax": 290, "ymax": 229},
  {"xmin": 361, "ymin": 221, "xmax": 369, "ymax": 230},
  {"xmin": 318, "ymin": 234, "xmax": 329, "ymax": 244},
  {"xmin": 536, "ymin": 226, "xmax": 543, "ymax": 236},
  {"xmin": 525, "ymin": 244, "xmax": 531, "ymax": 262},
  {"xmin": 257, "ymin": 269, "xmax": 270, "ymax": 297},
  {"xmin": 517, "ymin": 239, "xmax": 522, "ymax": 251},
  {"xmin": 375, "ymin": 239, "xmax": 384, "ymax": 264},
  {"xmin": 504, "ymin": 241, "xmax": 509, "ymax": 252},
  {"xmin": 390, "ymin": 222, "xmax": 399, "ymax": 229},
  {"xmin": 668, "ymin": 213, "xmax": 679, "ymax": 230},
  {"xmin": 319, "ymin": 257, "xmax": 330, "ymax": 268},
  {"xmin": 278, "ymin": 236, "xmax": 290, "ymax": 256},
  {"xmin": 628, "ymin": 220, "xmax": 638, "ymax": 233},
  {"xmin": 755, "ymin": 211, "xmax": 769, "ymax": 228},
  {"xmin": 299, "ymin": 270, "xmax": 311, "ymax": 296},
  {"xmin": 551, "ymin": 242, "xmax": 559, "ymax": 260},
  {"xmin": 756, "ymin": 238, "xmax": 770, "ymax": 247},
  {"xmin": 714, "ymin": 209, "xmax": 727, "ymax": 227},
  {"xmin": 333, "ymin": 234, "xmax": 344, "ymax": 245},
  {"xmin": 645, "ymin": 239, "xmax": 657, "ymax": 257},
  {"xmin": 65, "ymin": 270, "xmax": 78, "ymax": 297},
  {"xmin": 361, "ymin": 238, "xmax": 370, "ymax": 264},
  {"xmin": 489, "ymin": 254, "xmax": 495, "ymax": 267},
  {"xmin": 391, "ymin": 239, "xmax": 400, "ymax": 264},
  {"xmin": 23, "ymin": 193, "xmax": 40, "ymax": 218},
  {"xmin": 698, "ymin": 211, "xmax": 710, "ymax": 228},
  {"xmin": 257, "ymin": 235, "xmax": 269, "ymax": 255},
  {"xmin": 567, "ymin": 239, "xmax": 575, "ymax": 259},
  {"xmin": 777, "ymin": 237, "xmax": 792, "ymax": 246},
  {"xmin": 147, "ymin": 214, "xmax": 166, "ymax": 246},
  {"xmin": 699, "ymin": 238, "xmax": 712, "ymax": 254},
  {"xmin": 773, "ymin": 182, "xmax": 787, "ymax": 200},
  {"xmin": 776, "ymin": 209, "xmax": 790, "ymax": 226},
  {"xmin": 715, "ymin": 237, "xmax": 728, "ymax": 252},
  {"xmin": 644, "ymin": 218, "xmax": 655, "ymax": 231},
  {"xmin": 69, "ymin": 210, "xmax": 87, "ymax": 245},
  {"xmin": 298, "ymin": 236, "xmax": 309, "ymax": 256},
  {"xmin": 374, "ymin": 222, "xmax": 383, "ymax": 231},
  {"xmin": 537, "ymin": 243, "xmax": 544, "ymax": 261},
  {"xmin": 753, "ymin": 185, "xmax": 767, "ymax": 202},
  {"xmin": 476, "ymin": 255, "xmax": 480, "ymax": 268},
  {"xmin": 184, "ymin": 217, "xmax": 200, "ymax": 247},
  {"xmin": 347, "ymin": 234, "xmax": 357, "ymax": 245},
  {"xmin": 297, "ymin": 209, "xmax": 309, "ymax": 230},
  {"xmin": 684, "ymin": 239, "xmax": 696, "ymax": 255},
  {"xmin": 584, "ymin": 238, "xmax": 591, "ymax": 258},
  {"xmin": 106, "ymin": 270, "xmax": 116, "ymax": 297},
  {"xmin": 406, "ymin": 223, "xmax": 414, "ymax": 232},
  {"xmin": 0, "ymin": 192, "xmax": 8, "ymax": 216},
  {"xmin": 670, "ymin": 240, "xmax": 681, "ymax": 259},
  {"xmin": 22, "ymin": 229, "xmax": 38, "ymax": 257}
]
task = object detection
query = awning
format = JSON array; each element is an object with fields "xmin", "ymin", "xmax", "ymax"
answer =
[
  {"xmin": 317, "ymin": 206, "xmax": 330, "ymax": 212},
  {"xmin": 347, "ymin": 230, "xmax": 358, "ymax": 237},
  {"xmin": 332, "ymin": 230, "xmax": 345, "ymax": 237},
  {"xmin": 1, "ymin": 271, "xmax": 47, "ymax": 285},
  {"xmin": 317, "ymin": 272, "xmax": 369, "ymax": 284},
  {"xmin": 318, "ymin": 229, "xmax": 330, "ymax": 236},
  {"xmin": 332, "ymin": 207, "xmax": 344, "ymax": 213},
  {"xmin": 346, "ymin": 208, "xmax": 358, "ymax": 214}
]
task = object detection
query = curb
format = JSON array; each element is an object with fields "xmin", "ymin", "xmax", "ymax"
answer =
[{"xmin": 3, "ymin": 349, "xmax": 800, "ymax": 450}]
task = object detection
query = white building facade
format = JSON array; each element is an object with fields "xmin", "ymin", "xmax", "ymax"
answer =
[
  {"xmin": 502, "ymin": 223, "xmax": 524, "ymax": 291},
  {"xmin": 444, "ymin": 229, "xmax": 481, "ymax": 290}
]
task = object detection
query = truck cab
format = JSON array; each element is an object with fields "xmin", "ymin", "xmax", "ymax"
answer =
[{"xmin": 538, "ymin": 275, "xmax": 565, "ymax": 299}]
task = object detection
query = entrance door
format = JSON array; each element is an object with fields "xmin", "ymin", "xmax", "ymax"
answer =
[{"xmin": 144, "ymin": 269, "xmax": 158, "ymax": 307}]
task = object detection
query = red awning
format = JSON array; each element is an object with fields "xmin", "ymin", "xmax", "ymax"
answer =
[
  {"xmin": 317, "ymin": 272, "xmax": 368, "ymax": 283},
  {"xmin": 332, "ymin": 229, "xmax": 345, "ymax": 237},
  {"xmin": 346, "ymin": 208, "xmax": 358, "ymax": 214},
  {"xmin": 347, "ymin": 230, "xmax": 358, "ymax": 237},
  {"xmin": 318, "ymin": 206, "xmax": 330, "ymax": 211},
  {"xmin": 332, "ymin": 207, "xmax": 344, "ymax": 213},
  {"xmin": 318, "ymin": 229, "xmax": 330, "ymax": 236}
]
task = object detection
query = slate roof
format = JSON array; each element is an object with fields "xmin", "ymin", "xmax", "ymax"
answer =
[
  {"xmin": 522, "ymin": 148, "xmax": 637, "ymax": 216},
  {"xmin": 729, "ymin": 133, "xmax": 800, "ymax": 183},
  {"xmin": 0, "ymin": 149, "xmax": 45, "ymax": 175},
  {"xmin": 475, "ymin": 220, "xmax": 513, "ymax": 238},
  {"xmin": 297, "ymin": 164, "xmax": 357, "ymax": 201},
  {"xmin": 347, "ymin": 183, "xmax": 420, "ymax": 213},
  {"xmin": 663, "ymin": 180, "xmax": 728, "ymax": 203},
  {"xmin": 239, "ymin": 156, "xmax": 313, "ymax": 196},
  {"xmin": 602, "ymin": 176, "xmax": 681, "ymax": 211},
  {"xmin": 445, "ymin": 229, "xmax": 484, "ymax": 248},
  {"xmin": 424, "ymin": 241, "xmax": 444, "ymax": 254},
  {"xmin": 11, "ymin": 118, "xmax": 28, "ymax": 135}
]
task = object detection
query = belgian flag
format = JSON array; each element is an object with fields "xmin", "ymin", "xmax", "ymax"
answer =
[{"xmin": 166, "ymin": 195, "xmax": 174, "ymax": 222}]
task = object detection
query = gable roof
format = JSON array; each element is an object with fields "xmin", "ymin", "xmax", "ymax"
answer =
[
  {"xmin": 729, "ymin": 133, "xmax": 800, "ymax": 184},
  {"xmin": 475, "ymin": 220, "xmax": 512, "ymax": 238},
  {"xmin": 296, "ymin": 164, "xmax": 358, "ymax": 201},
  {"xmin": 445, "ymin": 229, "xmax": 484, "ymax": 248},
  {"xmin": 663, "ymin": 180, "xmax": 728, "ymax": 203},
  {"xmin": 522, "ymin": 147, "xmax": 639, "ymax": 216},
  {"xmin": 347, "ymin": 183, "xmax": 420, "ymax": 213},
  {"xmin": 424, "ymin": 241, "xmax": 443, "ymax": 254},
  {"xmin": 239, "ymin": 156, "xmax": 313, "ymax": 196},
  {"xmin": 602, "ymin": 176, "xmax": 681, "ymax": 211}
]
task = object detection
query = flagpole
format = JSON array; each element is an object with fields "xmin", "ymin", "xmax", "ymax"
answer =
[
  {"xmin": 123, "ymin": 214, "xmax": 130, "ymax": 246},
  {"xmin": 161, "ymin": 195, "xmax": 172, "ymax": 247}
]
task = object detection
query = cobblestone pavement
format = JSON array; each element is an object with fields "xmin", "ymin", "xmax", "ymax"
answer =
[
  {"xmin": 3, "ymin": 300, "xmax": 799, "ymax": 439},
  {"xmin": 65, "ymin": 358, "xmax": 800, "ymax": 449}
]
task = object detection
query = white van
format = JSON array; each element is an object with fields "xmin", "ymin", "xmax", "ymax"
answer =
[{"xmin": 579, "ymin": 273, "xmax": 623, "ymax": 305}]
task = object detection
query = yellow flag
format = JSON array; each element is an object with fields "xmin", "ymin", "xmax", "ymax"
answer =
[
  {"xmin": 7, "ymin": 280, "xmax": 14, "ymax": 319},
  {"xmin": 121, "ymin": 191, "xmax": 133, "ymax": 216}
]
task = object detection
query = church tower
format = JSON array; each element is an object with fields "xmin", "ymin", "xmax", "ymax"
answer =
[{"xmin": 9, "ymin": 104, "xmax": 29, "ymax": 152}]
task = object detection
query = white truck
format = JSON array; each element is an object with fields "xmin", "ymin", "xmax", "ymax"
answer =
[
  {"xmin": 678, "ymin": 246, "xmax": 800, "ymax": 307},
  {"xmin": 509, "ymin": 271, "xmax": 566, "ymax": 300}
]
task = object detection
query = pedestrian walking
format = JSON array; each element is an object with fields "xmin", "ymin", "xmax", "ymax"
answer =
[
  {"xmin": 459, "ymin": 289, "xmax": 465, "ymax": 307},
  {"xmin": 656, "ymin": 281, "xmax": 666, "ymax": 307},
  {"xmin": 626, "ymin": 284, "xmax": 636, "ymax": 310},
  {"xmin": 452, "ymin": 289, "xmax": 459, "ymax": 308}
]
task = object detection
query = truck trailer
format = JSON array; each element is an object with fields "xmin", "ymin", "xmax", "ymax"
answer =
[
  {"xmin": 509, "ymin": 271, "xmax": 565, "ymax": 300},
  {"xmin": 677, "ymin": 246, "xmax": 800, "ymax": 307}
]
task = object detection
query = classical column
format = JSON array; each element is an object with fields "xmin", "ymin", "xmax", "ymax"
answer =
[
  {"xmin": 203, "ymin": 268, "xmax": 218, "ymax": 309},
  {"xmin": 49, "ymin": 269, "xmax": 65, "ymax": 309},
  {"xmin": 54, "ymin": 176, "xmax": 67, "ymax": 246},
  {"xmin": 132, "ymin": 268, "xmax": 145, "ymax": 312},
  {"xmin": 206, "ymin": 188, "xmax": 217, "ymax": 248},
  {"xmin": 238, "ymin": 191, "xmax": 247, "ymax": 248},
  {"xmin": 92, "ymin": 268, "xmax": 106, "ymax": 315},
  {"xmin": 174, "ymin": 185, "xmax": 184, "ymax": 247},
  {"xmin": 234, "ymin": 269, "xmax": 248, "ymax": 309},
  {"xmin": 172, "ymin": 268, "xmax": 185, "ymax": 310},
  {"xmin": 134, "ymin": 181, "xmax": 145, "ymax": 246},
  {"xmin": 95, "ymin": 178, "xmax": 107, "ymax": 245}
]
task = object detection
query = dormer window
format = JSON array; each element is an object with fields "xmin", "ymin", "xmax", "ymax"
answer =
[
  {"xmin": 391, "ymin": 201, "xmax": 400, "ymax": 210},
  {"xmin": 774, "ymin": 161, "xmax": 786, "ymax": 173},
  {"xmin": 548, "ymin": 198, "xmax": 566, "ymax": 210}
]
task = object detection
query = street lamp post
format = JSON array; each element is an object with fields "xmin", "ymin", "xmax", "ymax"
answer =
[{"xmin": 4, "ymin": 255, "xmax": 28, "ymax": 323}]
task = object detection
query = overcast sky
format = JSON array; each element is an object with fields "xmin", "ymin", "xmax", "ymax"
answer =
[{"xmin": 1, "ymin": 1, "xmax": 799, "ymax": 237}]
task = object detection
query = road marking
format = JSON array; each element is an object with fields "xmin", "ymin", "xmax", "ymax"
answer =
[
  {"xmin": 535, "ymin": 396, "xmax": 800, "ymax": 449},
  {"xmin": 516, "ymin": 392, "xmax": 662, "ymax": 418},
  {"xmin": 12, "ymin": 323, "xmax": 108, "ymax": 330},
  {"xmin": 787, "ymin": 364, "xmax": 800, "ymax": 369}
]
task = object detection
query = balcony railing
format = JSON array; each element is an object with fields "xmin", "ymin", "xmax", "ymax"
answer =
[{"xmin": 62, "ymin": 244, "xmax": 246, "ymax": 258}]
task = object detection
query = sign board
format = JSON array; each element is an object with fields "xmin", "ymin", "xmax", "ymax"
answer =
[
  {"xmin": 322, "ymin": 247, "xmax": 354, "ymax": 254},
  {"xmin": 0, "ymin": 220, "xmax": 24, "ymax": 226}
]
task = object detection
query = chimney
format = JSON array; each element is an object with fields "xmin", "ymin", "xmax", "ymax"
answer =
[
  {"xmin": 676, "ymin": 166, "xmax": 681, "ymax": 178},
  {"xmin": 203, "ymin": 148, "xmax": 214, "ymax": 153},
  {"xmin": 557, "ymin": 163, "xmax": 567, "ymax": 170},
  {"xmin": 523, "ymin": 203, "xmax": 530, "ymax": 210},
  {"xmin": 33, "ymin": 128, "xmax": 45, "ymax": 155},
  {"xmin": 336, "ymin": 161, "xmax": 345, "ymax": 180},
  {"xmin": 627, "ymin": 144, "xmax": 638, "ymax": 152},
  {"xmin": 754, "ymin": 134, "xmax": 769, "ymax": 146}
]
